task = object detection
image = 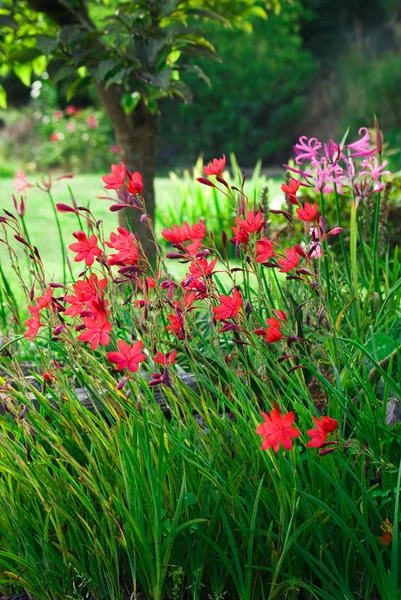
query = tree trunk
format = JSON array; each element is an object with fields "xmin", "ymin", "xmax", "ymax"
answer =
[{"xmin": 96, "ymin": 83, "xmax": 158, "ymax": 264}]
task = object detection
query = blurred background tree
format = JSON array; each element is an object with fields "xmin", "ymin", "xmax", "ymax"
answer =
[
  {"xmin": 0, "ymin": 0, "xmax": 281, "ymax": 260},
  {"xmin": 1, "ymin": 0, "xmax": 401, "ymax": 179}
]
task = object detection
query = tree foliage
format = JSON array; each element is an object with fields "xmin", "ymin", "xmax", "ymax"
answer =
[{"xmin": 0, "ymin": 0, "xmax": 280, "ymax": 111}]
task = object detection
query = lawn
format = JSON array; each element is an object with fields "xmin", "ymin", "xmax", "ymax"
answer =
[{"xmin": 0, "ymin": 172, "xmax": 282, "ymax": 284}]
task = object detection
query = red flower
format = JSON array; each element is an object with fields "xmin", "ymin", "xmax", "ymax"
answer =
[
  {"xmin": 231, "ymin": 226, "xmax": 249, "ymax": 246},
  {"xmin": 77, "ymin": 314, "xmax": 112, "ymax": 351},
  {"xmin": 24, "ymin": 307, "xmax": 44, "ymax": 340},
  {"xmin": 189, "ymin": 257, "xmax": 217, "ymax": 278},
  {"xmin": 105, "ymin": 227, "xmax": 139, "ymax": 266},
  {"xmin": 127, "ymin": 171, "xmax": 144, "ymax": 195},
  {"xmin": 50, "ymin": 133, "xmax": 60, "ymax": 142},
  {"xmin": 190, "ymin": 220, "xmax": 206, "ymax": 240},
  {"xmin": 306, "ymin": 416, "xmax": 338, "ymax": 448},
  {"xmin": 213, "ymin": 288, "xmax": 242, "ymax": 321},
  {"xmin": 254, "ymin": 317, "xmax": 284, "ymax": 343},
  {"xmin": 256, "ymin": 236, "xmax": 274, "ymax": 263},
  {"xmin": 69, "ymin": 231, "xmax": 102, "ymax": 266},
  {"xmin": 102, "ymin": 162, "xmax": 126, "ymax": 190},
  {"xmin": 278, "ymin": 248, "xmax": 300, "ymax": 273},
  {"xmin": 281, "ymin": 178, "xmax": 301, "ymax": 205},
  {"xmin": 153, "ymin": 349, "xmax": 177, "ymax": 366},
  {"xmin": 256, "ymin": 407, "xmax": 301, "ymax": 452},
  {"xmin": 36, "ymin": 288, "xmax": 53, "ymax": 310},
  {"xmin": 273, "ymin": 309, "xmax": 287, "ymax": 322},
  {"xmin": 162, "ymin": 222, "xmax": 192, "ymax": 246},
  {"xmin": 380, "ymin": 519, "xmax": 393, "ymax": 547},
  {"xmin": 203, "ymin": 154, "xmax": 226, "ymax": 176},
  {"xmin": 235, "ymin": 211, "xmax": 264, "ymax": 234},
  {"xmin": 107, "ymin": 340, "xmax": 146, "ymax": 373},
  {"xmin": 66, "ymin": 105, "xmax": 78, "ymax": 115},
  {"xmin": 162, "ymin": 220, "xmax": 205, "ymax": 254},
  {"xmin": 296, "ymin": 202, "xmax": 319, "ymax": 222},
  {"xmin": 166, "ymin": 313, "xmax": 185, "ymax": 339},
  {"xmin": 64, "ymin": 275, "xmax": 107, "ymax": 317}
]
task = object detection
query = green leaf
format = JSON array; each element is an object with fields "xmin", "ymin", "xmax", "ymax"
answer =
[
  {"xmin": 160, "ymin": 0, "xmax": 179, "ymax": 17},
  {"xmin": 167, "ymin": 50, "xmax": 180, "ymax": 65},
  {"xmin": 182, "ymin": 64, "xmax": 211, "ymax": 87},
  {"xmin": 144, "ymin": 39, "xmax": 167, "ymax": 67},
  {"xmin": 0, "ymin": 15, "xmax": 17, "ymax": 30},
  {"xmin": 183, "ymin": 492, "xmax": 197, "ymax": 507},
  {"xmin": 122, "ymin": 91, "xmax": 141, "ymax": 115},
  {"xmin": 105, "ymin": 68, "xmax": 131, "ymax": 89},
  {"xmin": 32, "ymin": 55, "xmax": 47, "ymax": 75},
  {"xmin": 8, "ymin": 47, "xmax": 42, "ymax": 63},
  {"xmin": 66, "ymin": 76, "xmax": 91, "ymax": 101},
  {"xmin": 0, "ymin": 84, "xmax": 7, "ymax": 109},
  {"xmin": 187, "ymin": 8, "xmax": 231, "ymax": 27},
  {"xmin": 59, "ymin": 25, "xmax": 82, "ymax": 45},
  {"xmin": 52, "ymin": 63, "xmax": 76, "ymax": 84},
  {"xmin": 169, "ymin": 80, "xmax": 193, "ymax": 104},
  {"xmin": 37, "ymin": 35, "xmax": 58, "ymax": 56},
  {"xmin": 13, "ymin": 63, "xmax": 32, "ymax": 87},
  {"xmin": 367, "ymin": 333, "xmax": 398, "ymax": 362},
  {"xmin": 142, "ymin": 69, "xmax": 172, "ymax": 90},
  {"xmin": 97, "ymin": 59, "xmax": 117, "ymax": 81}
]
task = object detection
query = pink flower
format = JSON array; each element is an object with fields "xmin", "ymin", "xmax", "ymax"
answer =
[
  {"xmin": 107, "ymin": 340, "xmax": 146, "ymax": 373},
  {"xmin": 87, "ymin": 115, "xmax": 98, "ymax": 129},
  {"xmin": 69, "ymin": 231, "xmax": 102, "ymax": 266},
  {"xmin": 78, "ymin": 314, "xmax": 112, "ymax": 351},
  {"xmin": 13, "ymin": 171, "xmax": 32, "ymax": 195},
  {"xmin": 53, "ymin": 110, "xmax": 63, "ymax": 119},
  {"xmin": 66, "ymin": 105, "xmax": 78, "ymax": 115},
  {"xmin": 110, "ymin": 145, "xmax": 119, "ymax": 153},
  {"xmin": 102, "ymin": 162, "xmax": 126, "ymax": 190},
  {"xmin": 346, "ymin": 127, "xmax": 375, "ymax": 158},
  {"xmin": 203, "ymin": 154, "xmax": 226, "ymax": 176},
  {"xmin": 359, "ymin": 156, "xmax": 391, "ymax": 183},
  {"xmin": 66, "ymin": 122, "xmax": 75, "ymax": 132},
  {"xmin": 50, "ymin": 133, "xmax": 60, "ymax": 142},
  {"xmin": 310, "ymin": 158, "xmax": 344, "ymax": 193},
  {"xmin": 127, "ymin": 172, "xmax": 144, "ymax": 195},
  {"xmin": 309, "ymin": 228, "xmax": 321, "ymax": 258},
  {"xmin": 294, "ymin": 136, "xmax": 322, "ymax": 165}
]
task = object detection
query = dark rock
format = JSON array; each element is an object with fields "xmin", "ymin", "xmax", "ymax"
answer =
[{"xmin": 386, "ymin": 397, "xmax": 401, "ymax": 426}]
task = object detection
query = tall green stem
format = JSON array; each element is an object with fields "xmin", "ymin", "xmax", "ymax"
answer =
[
  {"xmin": 372, "ymin": 191, "xmax": 381, "ymax": 297},
  {"xmin": 47, "ymin": 191, "xmax": 67, "ymax": 285},
  {"xmin": 350, "ymin": 200, "xmax": 360, "ymax": 331}
]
